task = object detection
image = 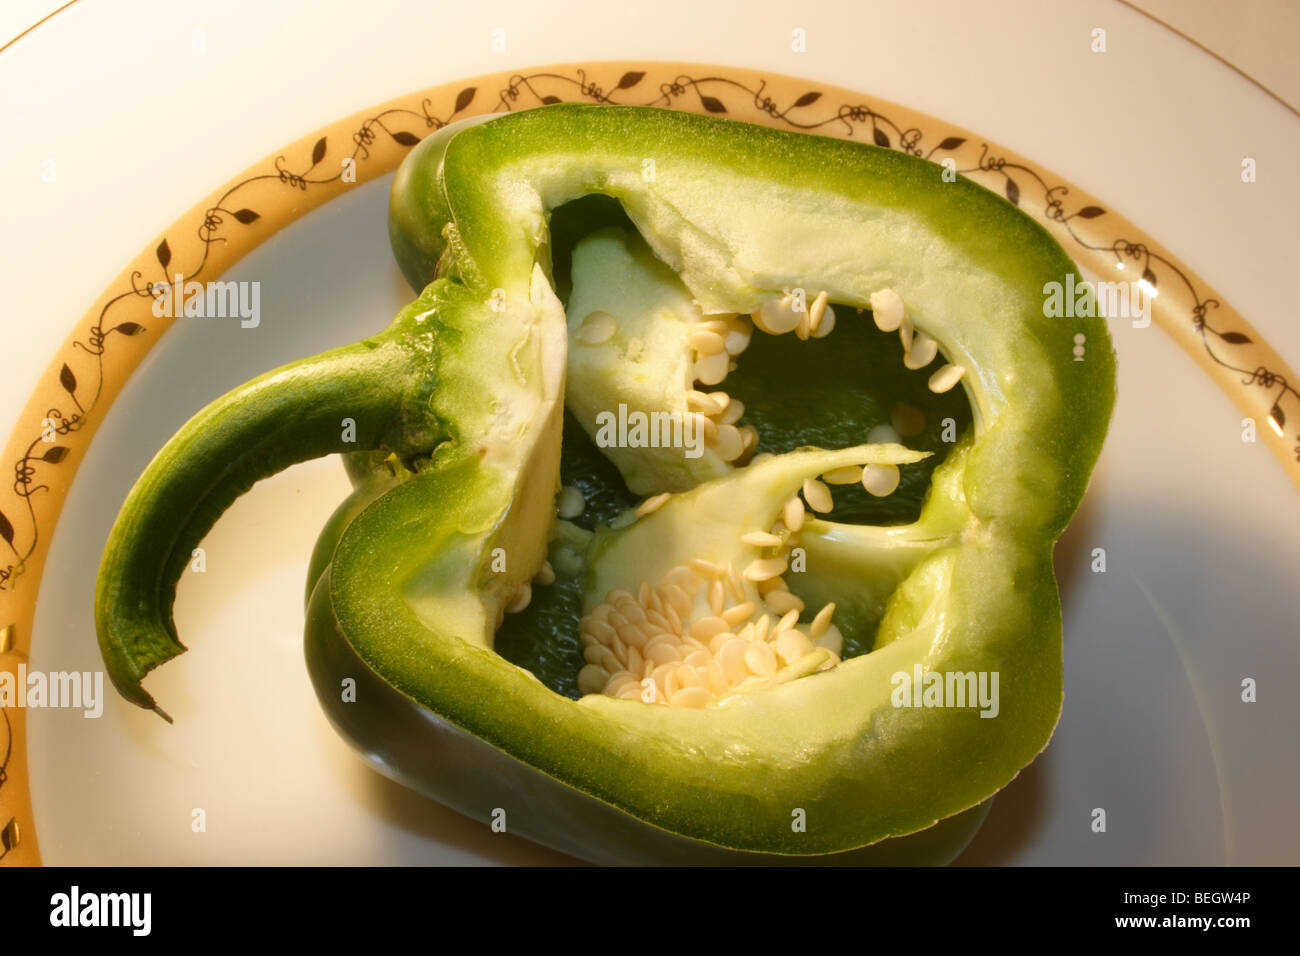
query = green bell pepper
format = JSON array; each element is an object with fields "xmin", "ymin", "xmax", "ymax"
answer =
[{"xmin": 95, "ymin": 103, "xmax": 1115, "ymax": 864}]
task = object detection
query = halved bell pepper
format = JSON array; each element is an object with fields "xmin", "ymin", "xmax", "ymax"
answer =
[{"xmin": 95, "ymin": 103, "xmax": 1115, "ymax": 864}]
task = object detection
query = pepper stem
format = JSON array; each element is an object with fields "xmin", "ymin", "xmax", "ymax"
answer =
[{"xmin": 95, "ymin": 330, "xmax": 438, "ymax": 718}]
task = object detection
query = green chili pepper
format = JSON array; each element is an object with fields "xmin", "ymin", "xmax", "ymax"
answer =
[{"xmin": 95, "ymin": 103, "xmax": 1115, "ymax": 863}]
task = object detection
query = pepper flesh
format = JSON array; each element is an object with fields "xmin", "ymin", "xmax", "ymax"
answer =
[{"xmin": 96, "ymin": 103, "xmax": 1115, "ymax": 861}]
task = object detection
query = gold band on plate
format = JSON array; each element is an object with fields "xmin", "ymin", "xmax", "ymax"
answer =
[{"xmin": 1, "ymin": 61, "xmax": 1296, "ymax": 866}]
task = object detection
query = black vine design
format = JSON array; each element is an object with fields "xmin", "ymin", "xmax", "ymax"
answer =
[
  {"xmin": 0, "ymin": 707, "xmax": 10, "ymax": 825},
  {"xmin": 948, "ymin": 146, "xmax": 1296, "ymax": 443},
  {"xmin": 0, "ymin": 820, "xmax": 15, "ymax": 861},
  {"xmin": 0, "ymin": 708, "xmax": 10, "ymax": 790},
  {"xmin": 3, "ymin": 66, "xmax": 1296, "ymax": 596}
]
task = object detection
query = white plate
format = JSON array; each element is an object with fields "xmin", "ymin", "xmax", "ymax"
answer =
[{"xmin": 6, "ymin": 0, "xmax": 1299, "ymax": 866}]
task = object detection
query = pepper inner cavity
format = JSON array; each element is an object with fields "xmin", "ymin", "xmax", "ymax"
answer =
[{"xmin": 492, "ymin": 195, "xmax": 974, "ymax": 703}]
